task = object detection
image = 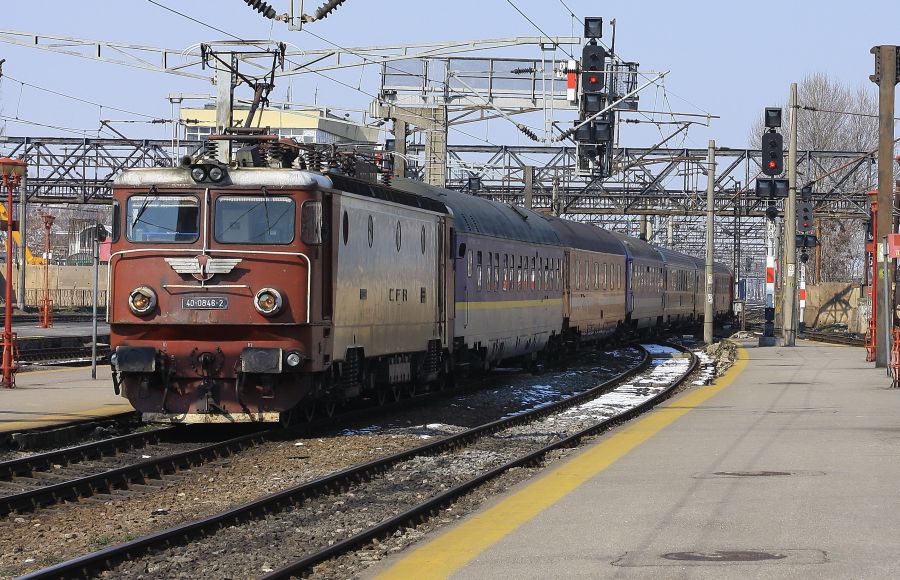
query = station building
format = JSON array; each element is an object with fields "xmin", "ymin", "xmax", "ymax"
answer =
[{"xmin": 179, "ymin": 105, "xmax": 379, "ymax": 145}]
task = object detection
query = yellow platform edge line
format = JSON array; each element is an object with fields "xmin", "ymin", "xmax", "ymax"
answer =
[{"xmin": 376, "ymin": 343, "xmax": 750, "ymax": 580}]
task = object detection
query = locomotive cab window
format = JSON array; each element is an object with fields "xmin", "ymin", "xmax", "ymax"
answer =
[
  {"xmin": 111, "ymin": 200, "xmax": 121, "ymax": 242},
  {"xmin": 301, "ymin": 201, "xmax": 323, "ymax": 245},
  {"xmin": 215, "ymin": 195, "xmax": 295, "ymax": 244},
  {"xmin": 126, "ymin": 193, "xmax": 199, "ymax": 243}
]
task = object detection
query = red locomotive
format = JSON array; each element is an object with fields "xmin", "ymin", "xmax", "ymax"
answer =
[{"xmin": 109, "ymin": 145, "xmax": 732, "ymax": 424}]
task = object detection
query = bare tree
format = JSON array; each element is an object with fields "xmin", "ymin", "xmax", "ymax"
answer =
[{"xmin": 750, "ymin": 72, "xmax": 882, "ymax": 283}]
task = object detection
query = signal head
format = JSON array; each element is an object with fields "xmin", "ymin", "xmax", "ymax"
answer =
[
  {"xmin": 584, "ymin": 17, "xmax": 603, "ymax": 39},
  {"xmin": 764, "ymin": 107, "xmax": 782, "ymax": 128}
]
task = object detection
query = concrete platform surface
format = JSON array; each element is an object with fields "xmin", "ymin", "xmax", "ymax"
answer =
[
  {"xmin": 370, "ymin": 340, "xmax": 900, "ymax": 579},
  {"xmin": 12, "ymin": 320, "xmax": 110, "ymax": 339},
  {"xmin": 0, "ymin": 366, "xmax": 130, "ymax": 433}
]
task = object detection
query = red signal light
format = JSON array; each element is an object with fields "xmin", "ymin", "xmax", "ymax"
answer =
[
  {"xmin": 768, "ymin": 160, "xmax": 777, "ymax": 169},
  {"xmin": 589, "ymin": 75, "xmax": 598, "ymax": 84}
]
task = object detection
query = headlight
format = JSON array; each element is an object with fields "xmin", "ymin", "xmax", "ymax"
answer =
[
  {"xmin": 254, "ymin": 287, "xmax": 283, "ymax": 316},
  {"xmin": 128, "ymin": 286, "xmax": 157, "ymax": 316},
  {"xmin": 190, "ymin": 166, "xmax": 207, "ymax": 182},
  {"xmin": 285, "ymin": 352, "xmax": 302, "ymax": 367},
  {"xmin": 207, "ymin": 165, "xmax": 225, "ymax": 182}
]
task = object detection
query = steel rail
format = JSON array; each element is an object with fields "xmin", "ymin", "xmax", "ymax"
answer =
[
  {"xmin": 263, "ymin": 343, "xmax": 698, "ymax": 579},
  {"xmin": 21, "ymin": 347, "xmax": 655, "ymax": 579},
  {"xmin": 800, "ymin": 330, "xmax": 864, "ymax": 347},
  {"xmin": 0, "ymin": 427, "xmax": 174, "ymax": 480},
  {"xmin": 1, "ymin": 429, "xmax": 274, "ymax": 517}
]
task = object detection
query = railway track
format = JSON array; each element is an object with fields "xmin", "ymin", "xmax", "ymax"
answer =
[
  {"xmin": 0, "ymin": 427, "xmax": 274, "ymax": 516},
  {"xmin": 22, "ymin": 342, "xmax": 703, "ymax": 579},
  {"xmin": 800, "ymin": 329, "xmax": 864, "ymax": 347}
]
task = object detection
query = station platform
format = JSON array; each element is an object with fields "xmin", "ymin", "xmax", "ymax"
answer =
[
  {"xmin": 12, "ymin": 320, "xmax": 109, "ymax": 339},
  {"xmin": 371, "ymin": 340, "xmax": 900, "ymax": 579},
  {"xmin": 0, "ymin": 366, "xmax": 130, "ymax": 435}
]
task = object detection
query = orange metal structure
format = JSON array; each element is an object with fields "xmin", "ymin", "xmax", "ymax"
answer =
[
  {"xmin": 866, "ymin": 193, "xmax": 878, "ymax": 362},
  {"xmin": 0, "ymin": 158, "xmax": 24, "ymax": 388},
  {"xmin": 39, "ymin": 213, "xmax": 55, "ymax": 328}
]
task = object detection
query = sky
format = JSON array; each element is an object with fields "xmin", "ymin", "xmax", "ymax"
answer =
[{"xmin": 0, "ymin": 0, "xmax": 898, "ymax": 151}]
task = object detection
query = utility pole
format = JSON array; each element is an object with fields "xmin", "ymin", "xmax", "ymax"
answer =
[
  {"xmin": 782, "ymin": 83, "xmax": 798, "ymax": 346},
  {"xmin": 870, "ymin": 45, "xmax": 898, "ymax": 368},
  {"xmin": 16, "ymin": 170, "xmax": 26, "ymax": 311},
  {"xmin": 523, "ymin": 165, "xmax": 534, "ymax": 209},
  {"xmin": 551, "ymin": 176, "xmax": 560, "ymax": 216},
  {"xmin": 704, "ymin": 140, "xmax": 715, "ymax": 344}
]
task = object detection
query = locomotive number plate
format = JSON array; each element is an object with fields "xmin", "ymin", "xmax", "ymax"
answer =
[{"xmin": 182, "ymin": 296, "xmax": 229, "ymax": 310}]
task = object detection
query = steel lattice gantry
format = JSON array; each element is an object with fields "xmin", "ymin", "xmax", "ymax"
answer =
[
  {"xmin": 406, "ymin": 144, "xmax": 876, "ymax": 298},
  {"xmin": 0, "ymin": 136, "xmax": 876, "ymax": 298},
  {"xmin": 0, "ymin": 137, "xmax": 203, "ymax": 203}
]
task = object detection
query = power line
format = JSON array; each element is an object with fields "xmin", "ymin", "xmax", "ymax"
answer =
[
  {"xmin": 800, "ymin": 105, "xmax": 899, "ymax": 122},
  {"xmin": 300, "ymin": 28, "xmax": 546, "ymax": 140},
  {"xmin": 557, "ymin": 0, "xmax": 582, "ymax": 24},
  {"xmin": 3, "ymin": 74, "xmax": 163, "ymax": 121},
  {"xmin": 503, "ymin": 0, "xmax": 574, "ymax": 58},
  {"xmin": 146, "ymin": 0, "xmax": 247, "ymax": 42},
  {"xmin": 151, "ymin": 0, "xmax": 535, "ymax": 154},
  {"xmin": 150, "ymin": 0, "xmax": 552, "ymax": 165},
  {"xmin": 0, "ymin": 114, "xmax": 99, "ymax": 137}
]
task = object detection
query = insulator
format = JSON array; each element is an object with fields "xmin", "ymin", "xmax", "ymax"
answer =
[
  {"xmin": 312, "ymin": 0, "xmax": 347, "ymax": 21},
  {"xmin": 242, "ymin": 0, "xmax": 276, "ymax": 19},
  {"xmin": 381, "ymin": 171, "xmax": 392, "ymax": 186},
  {"xmin": 305, "ymin": 149, "xmax": 324, "ymax": 173},
  {"xmin": 203, "ymin": 140, "xmax": 219, "ymax": 160},
  {"xmin": 267, "ymin": 143, "xmax": 284, "ymax": 167},
  {"xmin": 340, "ymin": 154, "xmax": 356, "ymax": 177},
  {"xmin": 510, "ymin": 67, "xmax": 536, "ymax": 75},
  {"xmin": 517, "ymin": 124, "xmax": 539, "ymax": 142}
]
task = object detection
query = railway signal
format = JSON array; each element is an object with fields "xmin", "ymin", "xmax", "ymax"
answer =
[
  {"xmin": 797, "ymin": 200, "xmax": 814, "ymax": 235},
  {"xmin": 576, "ymin": 23, "xmax": 613, "ymax": 178},
  {"xmin": 755, "ymin": 178, "xmax": 789, "ymax": 198},
  {"xmin": 761, "ymin": 131, "xmax": 784, "ymax": 176},
  {"xmin": 764, "ymin": 107, "xmax": 783, "ymax": 128},
  {"xmin": 581, "ymin": 44, "xmax": 607, "ymax": 94},
  {"xmin": 583, "ymin": 16, "xmax": 603, "ymax": 39}
]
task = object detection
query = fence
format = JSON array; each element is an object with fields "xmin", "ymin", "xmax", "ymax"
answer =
[{"xmin": 22, "ymin": 288, "xmax": 107, "ymax": 309}]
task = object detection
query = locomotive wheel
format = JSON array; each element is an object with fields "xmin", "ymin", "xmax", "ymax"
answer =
[
  {"xmin": 391, "ymin": 384, "xmax": 401, "ymax": 402},
  {"xmin": 405, "ymin": 383, "xmax": 417, "ymax": 398},
  {"xmin": 376, "ymin": 389, "xmax": 388, "ymax": 406},
  {"xmin": 302, "ymin": 403, "xmax": 316, "ymax": 422},
  {"xmin": 322, "ymin": 401, "xmax": 337, "ymax": 417}
]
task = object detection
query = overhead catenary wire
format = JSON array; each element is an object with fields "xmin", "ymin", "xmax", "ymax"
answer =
[
  {"xmin": 2, "ymin": 73, "xmax": 164, "ymax": 121},
  {"xmin": 0, "ymin": 113, "xmax": 100, "ymax": 137},
  {"xmin": 147, "ymin": 0, "xmax": 532, "ymax": 158},
  {"xmin": 299, "ymin": 28, "xmax": 548, "ymax": 143},
  {"xmin": 799, "ymin": 104, "xmax": 900, "ymax": 122},
  {"xmin": 502, "ymin": 0, "xmax": 574, "ymax": 59}
]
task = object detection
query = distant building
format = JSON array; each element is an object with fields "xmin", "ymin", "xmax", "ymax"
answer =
[{"xmin": 180, "ymin": 106, "xmax": 379, "ymax": 145}]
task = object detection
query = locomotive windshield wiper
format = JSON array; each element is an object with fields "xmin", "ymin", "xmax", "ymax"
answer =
[
  {"xmin": 131, "ymin": 186, "xmax": 159, "ymax": 230},
  {"xmin": 261, "ymin": 186, "xmax": 271, "ymax": 234}
]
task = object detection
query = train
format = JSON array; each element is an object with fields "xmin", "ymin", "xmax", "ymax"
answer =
[{"xmin": 108, "ymin": 148, "xmax": 733, "ymax": 424}]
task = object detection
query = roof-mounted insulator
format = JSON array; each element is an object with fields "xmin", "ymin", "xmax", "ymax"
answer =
[
  {"xmin": 306, "ymin": 0, "xmax": 348, "ymax": 21},
  {"xmin": 242, "ymin": 0, "xmax": 277, "ymax": 19}
]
